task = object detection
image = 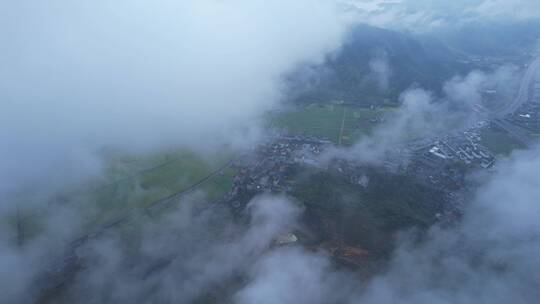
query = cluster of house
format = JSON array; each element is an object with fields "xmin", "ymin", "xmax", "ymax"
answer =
[
  {"xmin": 423, "ymin": 128, "xmax": 495, "ymax": 169},
  {"xmin": 225, "ymin": 124, "xmax": 499, "ymax": 214},
  {"xmin": 226, "ymin": 135, "xmax": 330, "ymax": 212},
  {"xmin": 403, "ymin": 124, "xmax": 495, "ymax": 191}
]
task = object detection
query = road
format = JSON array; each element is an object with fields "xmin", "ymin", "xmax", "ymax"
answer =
[
  {"xmin": 484, "ymin": 56, "xmax": 540, "ymax": 148},
  {"xmin": 493, "ymin": 56, "xmax": 540, "ymax": 118},
  {"xmin": 72, "ymin": 157, "xmax": 236, "ymax": 246}
]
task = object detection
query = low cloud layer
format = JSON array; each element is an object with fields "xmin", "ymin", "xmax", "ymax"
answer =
[
  {"xmin": 353, "ymin": 146, "xmax": 540, "ymax": 303},
  {"xmin": 324, "ymin": 65, "xmax": 520, "ymax": 165},
  {"xmin": 369, "ymin": 52, "xmax": 392, "ymax": 92},
  {"xmin": 0, "ymin": 2, "xmax": 353, "ymax": 300},
  {"xmin": 344, "ymin": 0, "xmax": 540, "ymax": 31},
  {"xmin": 2, "ymin": 2, "xmax": 539, "ymax": 303},
  {"xmin": 4, "ymin": 147, "xmax": 540, "ymax": 303},
  {"xmin": 33, "ymin": 195, "xmax": 301, "ymax": 303},
  {"xmin": 0, "ymin": 0, "xmax": 351, "ymax": 200},
  {"xmin": 230, "ymin": 147, "xmax": 540, "ymax": 304}
]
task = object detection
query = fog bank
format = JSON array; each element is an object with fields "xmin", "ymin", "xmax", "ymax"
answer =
[{"xmin": 0, "ymin": 0, "xmax": 351, "ymax": 200}]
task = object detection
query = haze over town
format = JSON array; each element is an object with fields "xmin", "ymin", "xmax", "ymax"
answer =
[{"xmin": 1, "ymin": 1, "xmax": 540, "ymax": 303}]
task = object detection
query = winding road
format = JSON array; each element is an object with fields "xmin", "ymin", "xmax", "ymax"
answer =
[
  {"xmin": 493, "ymin": 56, "xmax": 540, "ymax": 118},
  {"xmin": 486, "ymin": 56, "xmax": 540, "ymax": 148}
]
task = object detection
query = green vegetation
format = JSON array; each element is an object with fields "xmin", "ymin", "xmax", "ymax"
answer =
[
  {"xmin": 290, "ymin": 24, "xmax": 472, "ymax": 106},
  {"xmin": 6, "ymin": 149, "xmax": 235, "ymax": 246},
  {"xmin": 290, "ymin": 167, "xmax": 443, "ymax": 254},
  {"xmin": 480, "ymin": 128, "xmax": 524, "ymax": 156},
  {"xmin": 269, "ymin": 104, "xmax": 392, "ymax": 145},
  {"xmin": 81, "ymin": 150, "xmax": 234, "ymax": 227}
]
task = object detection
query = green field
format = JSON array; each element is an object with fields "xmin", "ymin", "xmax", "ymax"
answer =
[
  {"xmin": 480, "ymin": 128, "xmax": 525, "ymax": 156},
  {"xmin": 6, "ymin": 149, "xmax": 235, "ymax": 246},
  {"xmin": 269, "ymin": 104, "xmax": 391, "ymax": 145},
  {"xmin": 85, "ymin": 149, "xmax": 234, "ymax": 227}
]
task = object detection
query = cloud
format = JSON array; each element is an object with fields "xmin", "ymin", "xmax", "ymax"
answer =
[
  {"xmin": 56, "ymin": 195, "xmax": 303, "ymax": 303},
  {"xmin": 473, "ymin": 0, "xmax": 540, "ymax": 21},
  {"xmin": 231, "ymin": 146, "xmax": 540, "ymax": 304},
  {"xmin": 2, "ymin": 2, "xmax": 539, "ymax": 303},
  {"xmin": 0, "ymin": 1, "xmax": 354, "ymax": 301},
  {"xmin": 323, "ymin": 65, "xmax": 520, "ymax": 165},
  {"xmin": 0, "ymin": 0, "xmax": 351, "ymax": 200},
  {"xmin": 352, "ymin": 146, "xmax": 540, "ymax": 304},
  {"xmin": 369, "ymin": 52, "xmax": 392, "ymax": 92},
  {"xmin": 5, "ymin": 120, "xmax": 538, "ymax": 304},
  {"xmin": 0, "ymin": 204, "xmax": 81, "ymax": 303},
  {"xmin": 343, "ymin": 0, "xmax": 540, "ymax": 31},
  {"xmin": 235, "ymin": 247, "xmax": 355, "ymax": 304},
  {"xmin": 444, "ymin": 65, "xmax": 520, "ymax": 110},
  {"xmin": 323, "ymin": 87, "xmax": 438, "ymax": 165}
]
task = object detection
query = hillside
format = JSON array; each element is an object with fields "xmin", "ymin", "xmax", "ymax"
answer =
[
  {"xmin": 438, "ymin": 20, "xmax": 540, "ymax": 57},
  {"xmin": 287, "ymin": 24, "xmax": 471, "ymax": 106}
]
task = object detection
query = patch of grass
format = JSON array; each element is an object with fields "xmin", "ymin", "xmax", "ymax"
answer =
[
  {"xmin": 269, "ymin": 104, "xmax": 392, "ymax": 145},
  {"xmin": 290, "ymin": 167, "xmax": 443, "ymax": 253},
  {"xmin": 76, "ymin": 149, "xmax": 234, "ymax": 229},
  {"xmin": 200, "ymin": 167, "xmax": 235, "ymax": 201},
  {"xmin": 4, "ymin": 149, "xmax": 236, "ymax": 246},
  {"xmin": 480, "ymin": 128, "xmax": 524, "ymax": 156}
]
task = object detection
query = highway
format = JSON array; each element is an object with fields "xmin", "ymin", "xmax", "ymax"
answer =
[
  {"xmin": 493, "ymin": 56, "xmax": 540, "ymax": 118},
  {"xmin": 485, "ymin": 56, "xmax": 540, "ymax": 148}
]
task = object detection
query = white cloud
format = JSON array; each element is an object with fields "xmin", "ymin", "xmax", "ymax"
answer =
[
  {"xmin": 0, "ymin": 0, "xmax": 351, "ymax": 199},
  {"xmin": 344, "ymin": 0, "xmax": 540, "ymax": 31}
]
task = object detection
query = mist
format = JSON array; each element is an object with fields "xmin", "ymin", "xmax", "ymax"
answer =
[
  {"xmin": 368, "ymin": 52, "xmax": 392, "ymax": 92},
  {"xmin": 13, "ymin": 145, "xmax": 539, "ymax": 303},
  {"xmin": 2, "ymin": 1, "xmax": 540, "ymax": 303},
  {"xmin": 2, "ymin": 194, "xmax": 303, "ymax": 303},
  {"xmin": 0, "ymin": 0, "xmax": 351, "ymax": 200},
  {"xmin": 346, "ymin": 0, "xmax": 540, "ymax": 31},
  {"xmin": 348, "ymin": 146, "xmax": 540, "ymax": 303},
  {"xmin": 235, "ymin": 146, "xmax": 540, "ymax": 304},
  {"xmin": 59, "ymin": 146, "xmax": 540, "ymax": 304},
  {"xmin": 323, "ymin": 65, "xmax": 520, "ymax": 165},
  {"xmin": 0, "ymin": 1, "xmax": 354, "ymax": 302}
]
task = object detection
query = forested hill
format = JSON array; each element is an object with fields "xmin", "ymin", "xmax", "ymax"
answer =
[
  {"xmin": 287, "ymin": 24, "xmax": 470, "ymax": 106},
  {"xmin": 439, "ymin": 20, "xmax": 540, "ymax": 57},
  {"xmin": 287, "ymin": 21, "xmax": 540, "ymax": 106}
]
